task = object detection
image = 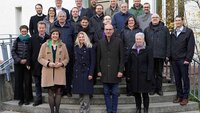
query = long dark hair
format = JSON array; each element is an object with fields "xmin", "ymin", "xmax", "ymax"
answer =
[{"xmin": 124, "ymin": 16, "xmax": 139, "ymax": 28}]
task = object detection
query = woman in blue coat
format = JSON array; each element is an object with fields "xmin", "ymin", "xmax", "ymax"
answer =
[{"xmin": 72, "ymin": 31, "xmax": 95, "ymax": 113}]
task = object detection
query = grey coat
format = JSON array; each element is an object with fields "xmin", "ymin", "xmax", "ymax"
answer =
[
  {"xmin": 137, "ymin": 13, "xmax": 152, "ymax": 31},
  {"xmin": 97, "ymin": 35, "xmax": 124, "ymax": 83}
]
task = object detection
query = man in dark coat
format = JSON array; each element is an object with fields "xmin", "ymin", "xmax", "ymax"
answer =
[
  {"xmin": 69, "ymin": 7, "xmax": 81, "ymax": 32},
  {"xmin": 90, "ymin": 4, "xmax": 104, "ymax": 40},
  {"xmin": 170, "ymin": 15, "xmax": 195, "ymax": 106},
  {"xmin": 52, "ymin": 11, "xmax": 74, "ymax": 97},
  {"xmin": 75, "ymin": 0, "xmax": 88, "ymax": 18},
  {"xmin": 27, "ymin": 21, "xmax": 49, "ymax": 106},
  {"xmin": 29, "ymin": 4, "xmax": 46, "ymax": 36},
  {"xmin": 55, "ymin": 0, "xmax": 70, "ymax": 20},
  {"xmin": 97, "ymin": 24, "xmax": 124, "ymax": 113},
  {"xmin": 86, "ymin": 0, "xmax": 97, "ymax": 18},
  {"xmin": 144, "ymin": 13, "xmax": 170, "ymax": 96}
]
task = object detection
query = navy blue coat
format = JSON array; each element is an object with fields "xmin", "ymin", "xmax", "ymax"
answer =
[{"xmin": 72, "ymin": 45, "xmax": 96, "ymax": 94}]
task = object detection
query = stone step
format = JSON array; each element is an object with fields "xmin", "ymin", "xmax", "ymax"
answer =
[
  {"xmin": 32, "ymin": 83, "xmax": 176, "ymax": 94},
  {"xmin": 36, "ymin": 91, "xmax": 176, "ymax": 104},
  {"xmin": 2, "ymin": 100, "xmax": 198, "ymax": 113}
]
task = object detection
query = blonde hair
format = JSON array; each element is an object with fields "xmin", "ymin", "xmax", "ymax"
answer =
[{"xmin": 75, "ymin": 31, "xmax": 92, "ymax": 48}]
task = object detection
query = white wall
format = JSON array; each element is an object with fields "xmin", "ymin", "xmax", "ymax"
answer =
[{"xmin": 0, "ymin": 0, "xmax": 76, "ymax": 34}]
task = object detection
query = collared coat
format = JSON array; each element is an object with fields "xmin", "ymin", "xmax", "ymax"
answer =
[
  {"xmin": 72, "ymin": 45, "xmax": 96, "ymax": 94},
  {"xmin": 97, "ymin": 35, "xmax": 124, "ymax": 83},
  {"xmin": 38, "ymin": 40, "xmax": 69, "ymax": 87},
  {"xmin": 129, "ymin": 4, "xmax": 144, "ymax": 17},
  {"xmin": 127, "ymin": 45, "xmax": 154, "ymax": 93},
  {"xmin": 105, "ymin": 4, "xmax": 120, "ymax": 18}
]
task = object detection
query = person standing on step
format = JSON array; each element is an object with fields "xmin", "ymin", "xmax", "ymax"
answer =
[
  {"xmin": 171, "ymin": 15, "xmax": 195, "ymax": 106},
  {"xmin": 144, "ymin": 13, "xmax": 170, "ymax": 96},
  {"xmin": 55, "ymin": 0, "xmax": 70, "ymax": 20},
  {"xmin": 27, "ymin": 21, "xmax": 49, "ymax": 106},
  {"xmin": 86, "ymin": 0, "xmax": 97, "ymax": 18},
  {"xmin": 38, "ymin": 28, "xmax": 69, "ymax": 113},
  {"xmin": 120, "ymin": 16, "xmax": 142, "ymax": 96},
  {"xmin": 69, "ymin": 7, "xmax": 81, "ymax": 32},
  {"xmin": 11, "ymin": 25, "xmax": 33, "ymax": 106},
  {"xmin": 29, "ymin": 3, "xmax": 46, "ymax": 36},
  {"xmin": 97, "ymin": 24, "xmax": 124, "ymax": 113},
  {"xmin": 72, "ymin": 31, "xmax": 95, "ymax": 113},
  {"xmin": 105, "ymin": 0, "xmax": 120, "ymax": 18},
  {"xmin": 127, "ymin": 32, "xmax": 154, "ymax": 113},
  {"xmin": 75, "ymin": 0, "xmax": 88, "ymax": 18}
]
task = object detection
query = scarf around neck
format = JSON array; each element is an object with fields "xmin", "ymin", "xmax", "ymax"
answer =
[{"xmin": 18, "ymin": 34, "xmax": 30, "ymax": 42}]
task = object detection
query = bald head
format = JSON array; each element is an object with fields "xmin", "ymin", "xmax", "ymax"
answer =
[{"xmin": 104, "ymin": 24, "xmax": 114, "ymax": 38}]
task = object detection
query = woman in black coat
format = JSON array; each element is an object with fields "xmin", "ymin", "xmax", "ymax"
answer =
[
  {"xmin": 127, "ymin": 32, "xmax": 154, "ymax": 113},
  {"xmin": 72, "ymin": 31, "xmax": 95, "ymax": 113},
  {"xmin": 11, "ymin": 25, "xmax": 33, "ymax": 106},
  {"xmin": 120, "ymin": 16, "xmax": 142, "ymax": 96}
]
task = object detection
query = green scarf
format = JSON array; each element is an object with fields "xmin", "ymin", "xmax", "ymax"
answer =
[
  {"xmin": 18, "ymin": 34, "xmax": 30, "ymax": 42},
  {"xmin": 47, "ymin": 39, "xmax": 61, "ymax": 49}
]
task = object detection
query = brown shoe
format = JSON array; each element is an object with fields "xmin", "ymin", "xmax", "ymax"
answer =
[
  {"xmin": 180, "ymin": 99, "xmax": 188, "ymax": 106},
  {"xmin": 173, "ymin": 97, "xmax": 182, "ymax": 103}
]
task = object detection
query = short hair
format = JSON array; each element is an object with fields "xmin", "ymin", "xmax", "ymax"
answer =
[
  {"xmin": 120, "ymin": 2, "xmax": 128, "ymax": 7},
  {"xmin": 143, "ymin": 2, "xmax": 150, "ymax": 6},
  {"xmin": 125, "ymin": 16, "xmax": 139, "ymax": 28},
  {"xmin": 95, "ymin": 4, "xmax": 104, "ymax": 9},
  {"xmin": 80, "ymin": 16, "xmax": 89, "ymax": 22},
  {"xmin": 19, "ymin": 25, "xmax": 28, "ymax": 31},
  {"xmin": 75, "ymin": 31, "xmax": 92, "ymax": 48},
  {"xmin": 37, "ymin": 21, "xmax": 46, "ymax": 27},
  {"xmin": 175, "ymin": 15, "xmax": 184, "ymax": 20},
  {"xmin": 35, "ymin": 3, "xmax": 43, "ymax": 8},
  {"xmin": 50, "ymin": 28, "xmax": 61, "ymax": 38},
  {"xmin": 58, "ymin": 11, "xmax": 67, "ymax": 17},
  {"xmin": 151, "ymin": 13, "xmax": 160, "ymax": 19},
  {"xmin": 135, "ymin": 32, "xmax": 145, "ymax": 39}
]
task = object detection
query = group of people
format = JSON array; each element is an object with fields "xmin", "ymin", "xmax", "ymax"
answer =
[{"xmin": 11, "ymin": 0, "xmax": 195, "ymax": 113}]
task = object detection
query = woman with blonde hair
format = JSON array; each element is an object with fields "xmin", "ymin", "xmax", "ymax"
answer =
[
  {"xmin": 72, "ymin": 31, "xmax": 96, "ymax": 113},
  {"xmin": 38, "ymin": 28, "xmax": 69, "ymax": 113}
]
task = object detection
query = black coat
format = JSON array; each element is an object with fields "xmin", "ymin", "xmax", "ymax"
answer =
[
  {"xmin": 170, "ymin": 27, "xmax": 195, "ymax": 62},
  {"xmin": 144, "ymin": 22, "xmax": 170, "ymax": 59},
  {"xmin": 86, "ymin": 6, "xmax": 96, "ymax": 18},
  {"xmin": 79, "ymin": 7, "xmax": 88, "ymax": 18},
  {"xmin": 127, "ymin": 46, "xmax": 154, "ymax": 93},
  {"xmin": 72, "ymin": 45, "xmax": 95, "ymax": 94},
  {"xmin": 90, "ymin": 14, "xmax": 104, "ymax": 40},
  {"xmin": 97, "ymin": 35, "xmax": 124, "ymax": 83},
  {"xmin": 11, "ymin": 37, "xmax": 30, "ymax": 64},
  {"xmin": 27, "ymin": 34, "xmax": 49, "ymax": 76},
  {"xmin": 120, "ymin": 27, "xmax": 142, "ymax": 63},
  {"xmin": 68, "ymin": 17, "xmax": 81, "ymax": 33}
]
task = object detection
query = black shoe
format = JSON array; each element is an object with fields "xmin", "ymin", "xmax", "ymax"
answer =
[
  {"xmin": 127, "ymin": 92, "xmax": 132, "ymax": 96},
  {"xmin": 18, "ymin": 100, "xmax": 24, "ymax": 106},
  {"xmin": 67, "ymin": 92, "xmax": 72, "ymax": 97},
  {"xmin": 144, "ymin": 107, "xmax": 148, "ymax": 113},
  {"xmin": 90, "ymin": 94, "xmax": 93, "ymax": 99},
  {"xmin": 156, "ymin": 91, "xmax": 163, "ymax": 96},
  {"xmin": 136, "ymin": 107, "xmax": 141, "ymax": 113},
  {"xmin": 149, "ymin": 91, "xmax": 155, "ymax": 95},
  {"xmin": 33, "ymin": 100, "xmax": 42, "ymax": 106},
  {"xmin": 24, "ymin": 101, "xmax": 30, "ymax": 105}
]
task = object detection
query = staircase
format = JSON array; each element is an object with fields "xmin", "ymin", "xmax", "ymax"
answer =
[{"xmin": 1, "ymin": 77, "xmax": 199, "ymax": 113}]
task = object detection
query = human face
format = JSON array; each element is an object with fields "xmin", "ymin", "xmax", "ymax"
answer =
[
  {"xmin": 51, "ymin": 31, "xmax": 60, "ymax": 41},
  {"xmin": 175, "ymin": 17, "xmax": 184, "ymax": 28},
  {"xmin": 151, "ymin": 14, "xmax": 160, "ymax": 25},
  {"xmin": 104, "ymin": 24, "xmax": 114, "ymax": 38},
  {"xmin": 135, "ymin": 36, "xmax": 144, "ymax": 47},
  {"xmin": 76, "ymin": 0, "xmax": 82, "ymax": 8},
  {"xmin": 143, "ymin": 4, "xmax": 150, "ymax": 14},
  {"xmin": 55, "ymin": 0, "xmax": 62, "ymax": 8},
  {"xmin": 48, "ymin": 8, "xmax": 55, "ymax": 17},
  {"xmin": 58, "ymin": 13, "xmax": 67, "ymax": 23},
  {"xmin": 20, "ymin": 28, "xmax": 28, "ymax": 36},
  {"xmin": 110, "ymin": 0, "xmax": 117, "ymax": 8},
  {"xmin": 80, "ymin": 20, "xmax": 89, "ymax": 28},
  {"xmin": 128, "ymin": 17, "xmax": 135, "ymax": 28},
  {"xmin": 35, "ymin": 5, "xmax": 43, "ymax": 15},
  {"xmin": 38, "ymin": 24, "xmax": 46, "ymax": 35},
  {"xmin": 134, "ymin": 0, "xmax": 141, "ymax": 7},
  {"xmin": 90, "ymin": 0, "xmax": 97, "ymax": 7},
  {"xmin": 72, "ymin": 8, "xmax": 79, "ymax": 18},
  {"xmin": 96, "ymin": 5, "xmax": 103, "ymax": 15},
  {"xmin": 78, "ymin": 33, "xmax": 85, "ymax": 45},
  {"xmin": 120, "ymin": 3, "xmax": 128, "ymax": 13},
  {"xmin": 103, "ymin": 16, "xmax": 112, "ymax": 25}
]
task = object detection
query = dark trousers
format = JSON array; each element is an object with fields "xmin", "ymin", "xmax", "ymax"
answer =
[
  {"xmin": 171, "ymin": 60, "xmax": 190, "ymax": 99},
  {"xmin": 65, "ymin": 59, "xmax": 73, "ymax": 93},
  {"xmin": 134, "ymin": 93, "xmax": 149, "ymax": 109},
  {"xmin": 14, "ymin": 64, "xmax": 33, "ymax": 102},
  {"xmin": 154, "ymin": 58, "xmax": 164, "ymax": 92},
  {"xmin": 34, "ymin": 75, "xmax": 42, "ymax": 101}
]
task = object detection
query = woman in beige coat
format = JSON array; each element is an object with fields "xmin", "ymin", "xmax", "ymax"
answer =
[{"xmin": 38, "ymin": 28, "xmax": 69, "ymax": 113}]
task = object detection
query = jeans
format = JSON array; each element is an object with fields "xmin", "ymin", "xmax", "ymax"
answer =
[
  {"xmin": 171, "ymin": 60, "xmax": 190, "ymax": 99},
  {"xmin": 103, "ymin": 83, "xmax": 119, "ymax": 113}
]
